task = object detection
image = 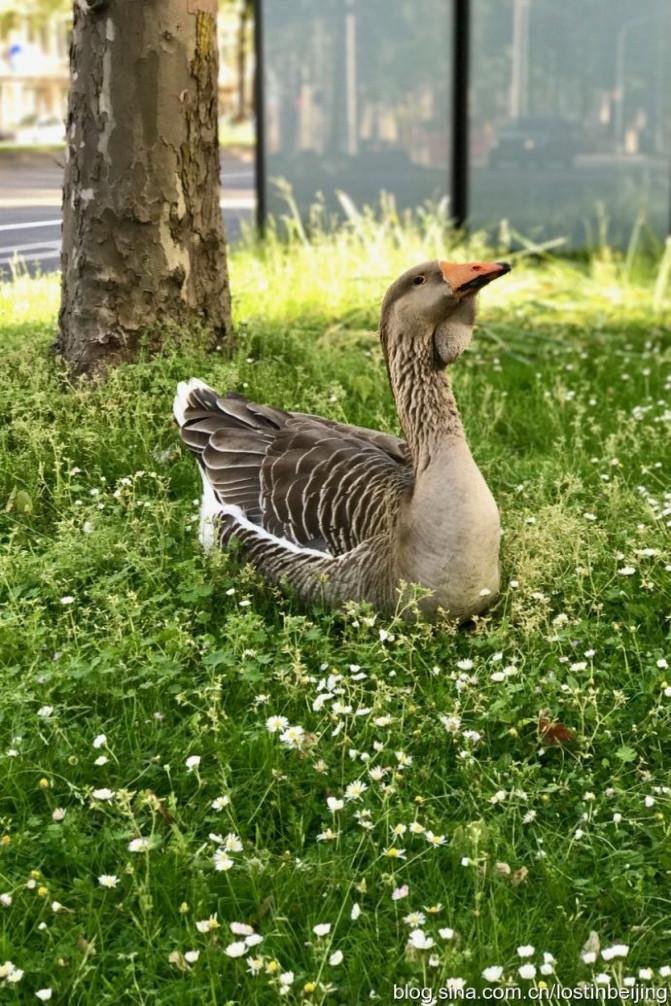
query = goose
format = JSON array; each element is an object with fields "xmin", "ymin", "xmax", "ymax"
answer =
[{"xmin": 173, "ymin": 259, "xmax": 511, "ymax": 620}]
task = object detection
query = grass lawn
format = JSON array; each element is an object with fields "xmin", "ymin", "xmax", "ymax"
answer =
[{"xmin": 1, "ymin": 213, "xmax": 670, "ymax": 1003}]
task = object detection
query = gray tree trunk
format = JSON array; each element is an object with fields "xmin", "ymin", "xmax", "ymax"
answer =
[{"xmin": 56, "ymin": 0, "xmax": 232, "ymax": 376}]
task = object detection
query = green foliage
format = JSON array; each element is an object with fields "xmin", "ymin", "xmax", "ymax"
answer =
[{"xmin": 0, "ymin": 216, "xmax": 670, "ymax": 1002}]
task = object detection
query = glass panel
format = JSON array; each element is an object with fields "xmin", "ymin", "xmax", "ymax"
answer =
[
  {"xmin": 470, "ymin": 0, "xmax": 671, "ymax": 248},
  {"xmin": 262, "ymin": 0, "xmax": 452, "ymax": 221}
]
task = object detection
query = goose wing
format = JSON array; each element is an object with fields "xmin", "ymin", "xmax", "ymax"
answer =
[
  {"xmin": 174, "ymin": 381, "xmax": 412, "ymax": 555},
  {"xmin": 260, "ymin": 416, "xmax": 411, "ymax": 554}
]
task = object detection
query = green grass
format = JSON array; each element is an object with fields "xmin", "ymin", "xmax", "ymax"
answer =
[{"xmin": 1, "ymin": 210, "xmax": 670, "ymax": 1003}]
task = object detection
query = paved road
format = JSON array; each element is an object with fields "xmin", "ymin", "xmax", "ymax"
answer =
[{"xmin": 0, "ymin": 152, "xmax": 255, "ymax": 278}]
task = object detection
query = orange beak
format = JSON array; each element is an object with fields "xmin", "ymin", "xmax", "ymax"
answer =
[{"xmin": 439, "ymin": 260, "xmax": 511, "ymax": 296}]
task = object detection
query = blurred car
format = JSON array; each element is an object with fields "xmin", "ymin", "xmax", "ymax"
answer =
[
  {"xmin": 14, "ymin": 115, "xmax": 65, "ymax": 146},
  {"xmin": 488, "ymin": 118, "xmax": 580, "ymax": 169}
]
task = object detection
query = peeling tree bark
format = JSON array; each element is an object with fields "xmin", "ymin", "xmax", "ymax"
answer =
[{"xmin": 56, "ymin": 0, "xmax": 232, "ymax": 376}]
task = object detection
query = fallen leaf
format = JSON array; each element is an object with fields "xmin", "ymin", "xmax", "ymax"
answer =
[{"xmin": 538, "ymin": 712, "xmax": 576, "ymax": 745}]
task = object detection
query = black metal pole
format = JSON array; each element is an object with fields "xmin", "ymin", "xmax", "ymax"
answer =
[
  {"xmin": 253, "ymin": 0, "xmax": 267, "ymax": 236},
  {"xmin": 452, "ymin": 0, "xmax": 470, "ymax": 229}
]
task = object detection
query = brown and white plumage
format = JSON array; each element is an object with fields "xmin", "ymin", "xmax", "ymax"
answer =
[{"xmin": 174, "ymin": 259, "xmax": 511, "ymax": 618}]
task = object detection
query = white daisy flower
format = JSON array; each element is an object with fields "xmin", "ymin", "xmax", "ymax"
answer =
[
  {"xmin": 127, "ymin": 837, "xmax": 152, "ymax": 853},
  {"xmin": 230, "ymin": 922, "xmax": 254, "ymax": 936},
  {"xmin": 92, "ymin": 788, "xmax": 115, "ymax": 801},
  {"xmin": 213, "ymin": 849, "xmax": 234, "ymax": 872},
  {"xmin": 224, "ymin": 941, "xmax": 247, "ymax": 958},
  {"xmin": 98, "ymin": 874, "xmax": 119, "ymax": 888},
  {"xmin": 266, "ymin": 715, "xmax": 289, "ymax": 733}
]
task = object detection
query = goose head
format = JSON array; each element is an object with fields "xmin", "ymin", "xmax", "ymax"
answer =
[{"xmin": 380, "ymin": 259, "xmax": 511, "ymax": 368}]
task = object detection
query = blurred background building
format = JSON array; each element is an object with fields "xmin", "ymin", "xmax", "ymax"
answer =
[
  {"xmin": 260, "ymin": 0, "xmax": 671, "ymax": 247},
  {"xmin": 0, "ymin": 0, "xmax": 669, "ymax": 262},
  {"xmin": 0, "ymin": 1, "xmax": 254, "ymax": 145}
]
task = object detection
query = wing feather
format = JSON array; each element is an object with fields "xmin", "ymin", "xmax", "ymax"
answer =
[{"xmin": 175, "ymin": 383, "xmax": 412, "ymax": 554}]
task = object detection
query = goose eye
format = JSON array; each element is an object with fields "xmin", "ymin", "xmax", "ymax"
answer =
[{"xmin": 412, "ymin": 275, "xmax": 425, "ymax": 286}]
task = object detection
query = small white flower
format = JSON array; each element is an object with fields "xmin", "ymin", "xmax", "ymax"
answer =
[
  {"xmin": 425, "ymin": 831, "xmax": 446, "ymax": 847},
  {"xmin": 93, "ymin": 734, "xmax": 107, "ymax": 749},
  {"xmin": 211, "ymin": 796, "xmax": 230, "ymax": 811},
  {"xmin": 224, "ymin": 941, "xmax": 247, "ymax": 958},
  {"xmin": 639, "ymin": 969, "xmax": 653, "ymax": 980},
  {"xmin": 345, "ymin": 781, "xmax": 367, "ymax": 801},
  {"xmin": 98, "ymin": 874, "xmax": 119, "ymax": 889},
  {"xmin": 94, "ymin": 755, "xmax": 108, "ymax": 766},
  {"xmin": 279, "ymin": 971, "xmax": 294, "ymax": 987},
  {"xmin": 266, "ymin": 715, "xmax": 289, "ymax": 733},
  {"xmin": 440, "ymin": 715, "xmax": 461, "ymax": 733},
  {"xmin": 594, "ymin": 973, "xmax": 611, "ymax": 985},
  {"xmin": 60, "ymin": 595, "xmax": 75, "ymax": 605},
  {"xmin": 602, "ymin": 944, "xmax": 629, "ymax": 961},
  {"xmin": 517, "ymin": 945, "xmax": 535, "ymax": 958},
  {"xmin": 223, "ymin": 833, "xmax": 243, "ymax": 852},
  {"xmin": 313, "ymin": 923, "xmax": 331, "ymax": 937},
  {"xmin": 456, "ymin": 659, "xmax": 474, "ymax": 671},
  {"xmin": 51, "ymin": 808, "xmax": 66, "ymax": 822},
  {"xmin": 51, "ymin": 900, "xmax": 64, "ymax": 913},
  {"xmin": 5, "ymin": 964, "xmax": 24, "ymax": 983},
  {"xmin": 657, "ymin": 658, "xmax": 669, "ymax": 669},
  {"xmin": 92, "ymin": 788, "xmax": 114, "ymax": 801},
  {"xmin": 127, "ymin": 837, "xmax": 152, "ymax": 853},
  {"xmin": 0, "ymin": 894, "xmax": 11, "ymax": 907},
  {"xmin": 644, "ymin": 795, "xmax": 655, "ymax": 808},
  {"xmin": 184, "ymin": 950, "xmax": 199, "ymax": 964},
  {"xmin": 329, "ymin": 950, "xmax": 344, "ymax": 966},
  {"xmin": 185, "ymin": 755, "xmax": 201, "ymax": 772},
  {"xmin": 618, "ymin": 566, "xmax": 636, "ymax": 576},
  {"xmin": 213, "ymin": 849, "xmax": 234, "ymax": 872},
  {"xmin": 230, "ymin": 922, "xmax": 254, "ymax": 936},
  {"xmin": 37, "ymin": 706, "xmax": 54, "ymax": 718},
  {"xmin": 35, "ymin": 991, "xmax": 53, "ymax": 1002},
  {"xmin": 327, "ymin": 797, "xmax": 344, "ymax": 812},
  {"xmin": 582, "ymin": 951, "xmax": 597, "ymax": 964},
  {"xmin": 245, "ymin": 933, "xmax": 263, "ymax": 948},
  {"xmin": 391, "ymin": 885, "xmax": 409, "ymax": 901},
  {"xmin": 195, "ymin": 916, "xmax": 219, "ymax": 933},
  {"xmin": 518, "ymin": 964, "xmax": 536, "ymax": 980},
  {"xmin": 95, "ymin": 873, "xmax": 118, "ymax": 889},
  {"xmin": 482, "ymin": 965, "xmax": 503, "ymax": 982},
  {"xmin": 279, "ymin": 725, "xmax": 305, "ymax": 749},
  {"xmin": 439, "ymin": 928, "xmax": 455, "ymax": 940},
  {"xmin": 351, "ymin": 903, "xmax": 361, "ymax": 920},
  {"xmin": 407, "ymin": 929, "xmax": 434, "ymax": 950}
]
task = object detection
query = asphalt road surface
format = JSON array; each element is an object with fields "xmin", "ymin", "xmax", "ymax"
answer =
[{"xmin": 0, "ymin": 151, "xmax": 255, "ymax": 279}]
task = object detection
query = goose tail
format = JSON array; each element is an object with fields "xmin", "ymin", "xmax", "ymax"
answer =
[{"xmin": 172, "ymin": 377, "xmax": 213, "ymax": 428}]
